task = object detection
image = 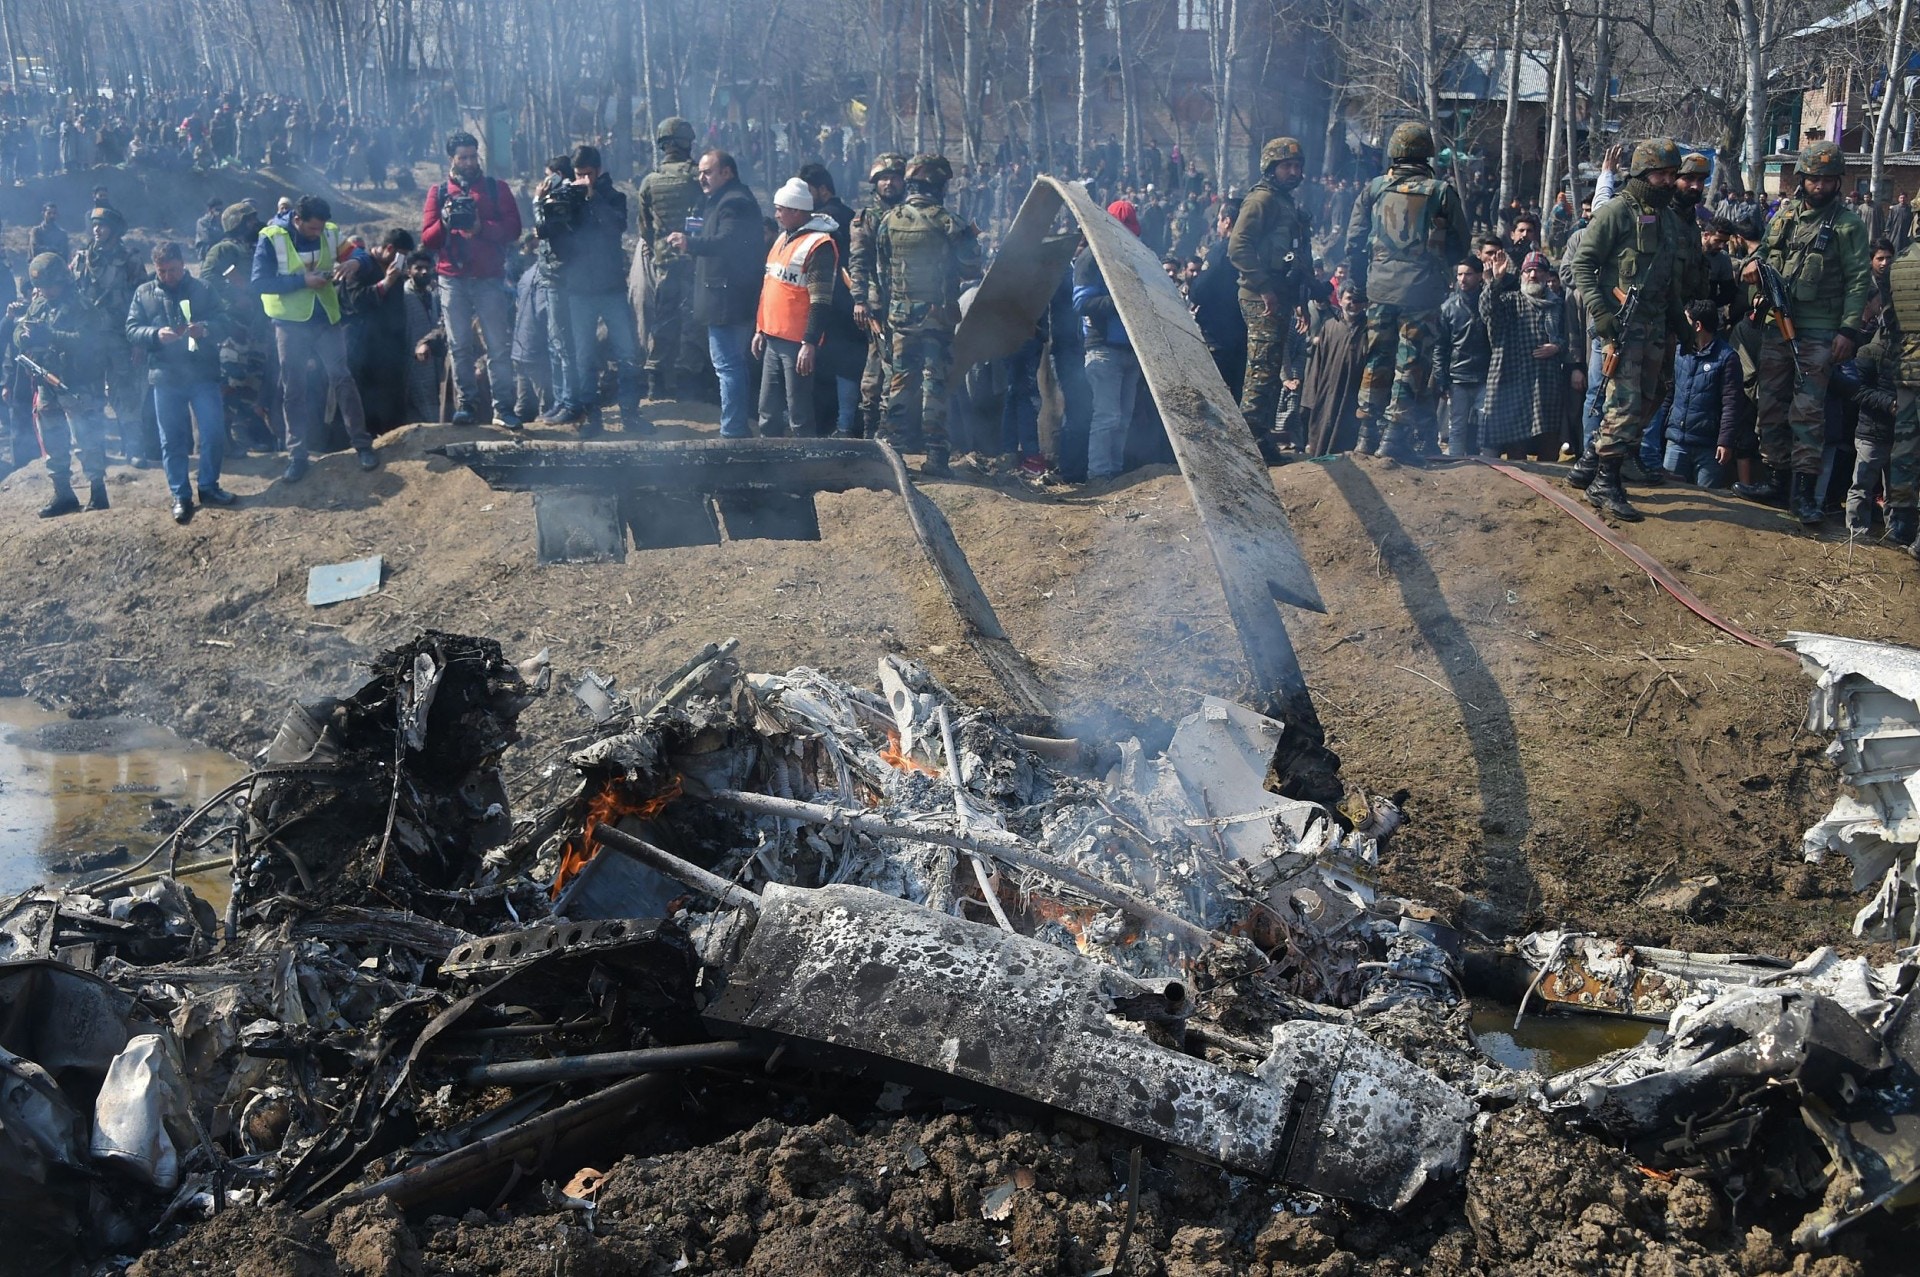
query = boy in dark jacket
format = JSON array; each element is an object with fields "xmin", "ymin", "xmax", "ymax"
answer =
[{"xmin": 1661, "ymin": 301, "xmax": 1743, "ymax": 488}]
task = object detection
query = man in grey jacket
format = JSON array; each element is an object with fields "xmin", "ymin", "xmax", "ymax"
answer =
[{"xmin": 1434, "ymin": 259, "xmax": 1490, "ymax": 457}]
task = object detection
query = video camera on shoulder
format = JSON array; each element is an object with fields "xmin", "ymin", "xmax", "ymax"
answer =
[{"xmin": 444, "ymin": 190, "xmax": 479, "ymax": 232}]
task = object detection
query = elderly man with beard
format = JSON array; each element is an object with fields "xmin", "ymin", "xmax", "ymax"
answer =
[
  {"xmin": 1744, "ymin": 142, "xmax": 1872, "ymax": 525},
  {"xmin": 1479, "ymin": 248, "xmax": 1574, "ymax": 461}
]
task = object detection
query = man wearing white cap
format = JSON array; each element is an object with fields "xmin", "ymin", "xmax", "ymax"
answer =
[{"xmin": 752, "ymin": 177, "xmax": 842, "ymax": 436}]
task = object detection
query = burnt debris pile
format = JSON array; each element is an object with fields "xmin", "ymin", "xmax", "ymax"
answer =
[{"xmin": 1, "ymin": 631, "xmax": 1917, "ymax": 1269}]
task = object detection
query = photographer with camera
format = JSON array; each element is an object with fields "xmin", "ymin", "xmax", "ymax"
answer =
[
  {"xmin": 420, "ymin": 130, "xmax": 523, "ymax": 427},
  {"xmin": 544, "ymin": 144, "xmax": 648, "ymax": 434}
]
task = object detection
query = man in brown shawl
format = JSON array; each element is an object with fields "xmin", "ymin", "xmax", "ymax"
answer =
[
  {"xmin": 1479, "ymin": 248, "xmax": 1577, "ymax": 460},
  {"xmin": 1304, "ymin": 281, "xmax": 1369, "ymax": 455}
]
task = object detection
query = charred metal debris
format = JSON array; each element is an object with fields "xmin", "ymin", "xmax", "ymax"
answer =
[{"xmin": 2, "ymin": 630, "xmax": 1917, "ymax": 1265}]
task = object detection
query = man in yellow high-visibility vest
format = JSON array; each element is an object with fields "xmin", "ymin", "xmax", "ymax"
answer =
[{"xmin": 251, "ymin": 194, "xmax": 378, "ymax": 483}]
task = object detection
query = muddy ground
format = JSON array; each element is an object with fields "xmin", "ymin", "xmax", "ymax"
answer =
[
  {"xmin": 0, "ymin": 416, "xmax": 1906, "ymax": 1274},
  {"xmin": 1, "ymin": 159, "xmax": 1907, "ymax": 1277}
]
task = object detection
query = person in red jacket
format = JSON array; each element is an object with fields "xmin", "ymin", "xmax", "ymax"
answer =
[{"xmin": 420, "ymin": 130, "xmax": 523, "ymax": 427}]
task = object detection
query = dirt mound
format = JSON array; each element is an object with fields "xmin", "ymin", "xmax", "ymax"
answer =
[{"xmin": 0, "ymin": 426, "xmax": 1877, "ymax": 956}]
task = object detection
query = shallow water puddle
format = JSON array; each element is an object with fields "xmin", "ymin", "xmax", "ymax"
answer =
[
  {"xmin": 1470, "ymin": 1000, "xmax": 1662, "ymax": 1075},
  {"xmin": 0, "ymin": 698, "xmax": 248, "ymax": 904}
]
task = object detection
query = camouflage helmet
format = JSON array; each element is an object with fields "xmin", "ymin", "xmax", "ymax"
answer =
[
  {"xmin": 89, "ymin": 205, "xmax": 126, "ymax": 234},
  {"xmin": 1260, "ymin": 136, "xmax": 1305, "ymax": 171},
  {"xmin": 1678, "ymin": 152, "xmax": 1713, "ymax": 177},
  {"xmin": 1797, "ymin": 141, "xmax": 1846, "ymax": 178},
  {"xmin": 905, "ymin": 153, "xmax": 952, "ymax": 185},
  {"xmin": 27, "ymin": 252, "xmax": 68, "ymax": 284},
  {"xmin": 220, "ymin": 200, "xmax": 260, "ymax": 233},
  {"xmin": 655, "ymin": 116, "xmax": 695, "ymax": 147},
  {"xmin": 869, "ymin": 152, "xmax": 909, "ymax": 182},
  {"xmin": 1387, "ymin": 121, "xmax": 1435, "ymax": 162},
  {"xmin": 1629, "ymin": 138, "xmax": 1682, "ymax": 178}
]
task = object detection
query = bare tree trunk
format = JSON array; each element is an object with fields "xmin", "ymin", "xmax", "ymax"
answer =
[
  {"xmin": 1733, "ymin": 0, "xmax": 1769, "ymax": 194},
  {"xmin": 1075, "ymin": 0, "xmax": 1090, "ymax": 172},
  {"xmin": 1026, "ymin": 0, "xmax": 1041, "ymax": 156},
  {"xmin": 1321, "ymin": 0, "xmax": 1350, "ymax": 177},
  {"xmin": 1538, "ymin": 36, "xmax": 1564, "ymax": 211},
  {"xmin": 1560, "ymin": 4, "xmax": 1581, "ymax": 202},
  {"xmin": 961, "ymin": 0, "xmax": 980, "ymax": 167},
  {"xmin": 1496, "ymin": 0, "xmax": 1523, "ymax": 215},
  {"xmin": 1589, "ymin": 0, "xmax": 1611, "ymax": 163},
  {"xmin": 1115, "ymin": 0, "xmax": 1137, "ymax": 181},
  {"xmin": 1214, "ymin": 0, "xmax": 1241, "ymax": 185},
  {"xmin": 612, "ymin": 0, "xmax": 634, "ymax": 181},
  {"xmin": 1873, "ymin": 0, "xmax": 1913, "ymax": 221}
]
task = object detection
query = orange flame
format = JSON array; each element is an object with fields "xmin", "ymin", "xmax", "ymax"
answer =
[
  {"xmin": 879, "ymin": 728, "xmax": 942, "ymax": 777},
  {"xmin": 551, "ymin": 775, "xmax": 684, "ymax": 897}
]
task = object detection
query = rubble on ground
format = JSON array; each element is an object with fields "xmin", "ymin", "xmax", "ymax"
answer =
[{"xmin": 0, "ymin": 631, "xmax": 1913, "ymax": 1273}]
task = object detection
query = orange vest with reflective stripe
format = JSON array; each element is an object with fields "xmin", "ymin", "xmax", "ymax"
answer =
[{"xmin": 756, "ymin": 229, "xmax": 836, "ymax": 343}]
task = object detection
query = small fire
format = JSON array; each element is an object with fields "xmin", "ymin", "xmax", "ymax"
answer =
[
  {"xmin": 879, "ymin": 729, "xmax": 942, "ymax": 777},
  {"xmin": 550, "ymin": 774, "xmax": 684, "ymax": 897}
]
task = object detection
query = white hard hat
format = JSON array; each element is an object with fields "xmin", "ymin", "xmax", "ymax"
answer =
[{"xmin": 774, "ymin": 178, "xmax": 814, "ymax": 211}]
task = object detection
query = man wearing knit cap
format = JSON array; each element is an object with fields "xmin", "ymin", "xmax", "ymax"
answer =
[{"xmin": 753, "ymin": 178, "xmax": 842, "ymax": 437}]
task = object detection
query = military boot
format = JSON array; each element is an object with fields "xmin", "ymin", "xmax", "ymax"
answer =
[
  {"xmin": 38, "ymin": 477, "xmax": 80, "ymax": 519},
  {"xmin": 1889, "ymin": 507, "xmax": 1918, "ymax": 546},
  {"xmin": 86, "ymin": 479, "xmax": 109, "ymax": 511},
  {"xmin": 620, "ymin": 403, "xmax": 656, "ymax": 436},
  {"xmin": 1357, "ymin": 416, "xmax": 1384, "ymax": 457},
  {"xmin": 1567, "ymin": 442, "xmax": 1600, "ymax": 490},
  {"xmin": 1790, "ymin": 473, "xmax": 1824, "ymax": 528},
  {"xmin": 1621, "ymin": 454, "xmax": 1665, "ymax": 486},
  {"xmin": 1379, "ymin": 424, "xmax": 1424, "ymax": 465},
  {"xmin": 921, "ymin": 446, "xmax": 951, "ymax": 478},
  {"xmin": 1585, "ymin": 456, "xmax": 1644, "ymax": 522}
]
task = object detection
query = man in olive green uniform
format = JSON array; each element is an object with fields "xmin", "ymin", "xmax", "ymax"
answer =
[
  {"xmin": 203, "ymin": 202, "xmax": 277, "ymax": 454},
  {"xmin": 850, "ymin": 153, "xmax": 907, "ymax": 439},
  {"xmin": 874, "ymin": 154, "xmax": 982, "ymax": 477},
  {"xmin": 1343, "ymin": 121, "xmax": 1469, "ymax": 463},
  {"xmin": 1862, "ymin": 242, "xmax": 1920, "ymax": 548},
  {"xmin": 11, "ymin": 253, "xmax": 107, "ymax": 516},
  {"xmin": 637, "ymin": 117, "xmax": 703, "ymax": 398},
  {"xmin": 1570, "ymin": 138, "xmax": 1689, "ymax": 522},
  {"xmin": 1748, "ymin": 141, "xmax": 1872, "ymax": 526},
  {"xmin": 1632, "ymin": 150, "xmax": 1717, "ymax": 487},
  {"xmin": 71, "ymin": 205, "xmax": 156, "ymax": 467},
  {"xmin": 1230, "ymin": 136, "xmax": 1312, "ymax": 463}
]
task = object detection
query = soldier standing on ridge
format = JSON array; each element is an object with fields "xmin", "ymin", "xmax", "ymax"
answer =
[
  {"xmin": 1231, "ymin": 136, "xmax": 1313, "ymax": 464},
  {"xmin": 637, "ymin": 117, "xmax": 703, "ymax": 399},
  {"xmin": 850, "ymin": 153, "xmax": 908, "ymax": 440}
]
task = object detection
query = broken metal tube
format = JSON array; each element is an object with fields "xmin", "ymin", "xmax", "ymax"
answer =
[
  {"xmin": 590, "ymin": 823, "xmax": 762, "ymax": 912},
  {"xmin": 459, "ymin": 1038, "xmax": 768, "ymax": 1086},
  {"xmin": 707, "ymin": 788, "xmax": 1218, "ymax": 950}
]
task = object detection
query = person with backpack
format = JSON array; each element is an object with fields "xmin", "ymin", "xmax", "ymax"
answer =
[
  {"xmin": 420, "ymin": 130, "xmax": 523, "ymax": 427},
  {"xmin": 1342, "ymin": 121, "xmax": 1469, "ymax": 463}
]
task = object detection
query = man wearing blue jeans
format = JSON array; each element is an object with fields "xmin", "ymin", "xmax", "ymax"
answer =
[
  {"xmin": 667, "ymin": 150, "xmax": 763, "ymax": 439},
  {"xmin": 552, "ymin": 145, "xmax": 650, "ymax": 434},
  {"xmin": 1074, "ymin": 201, "xmax": 1146, "ymax": 481},
  {"xmin": 127, "ymin": 239, "xmax": 234, "ymax": 523}
]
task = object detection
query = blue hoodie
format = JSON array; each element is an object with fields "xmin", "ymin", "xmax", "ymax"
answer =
[
  {"xmin": 250, "ymin": 211, "xmax": 372, "ymax": 325},
  {"xmin": 1072, "ymin": 247, "xmax": 1131, "ymax": 349}
]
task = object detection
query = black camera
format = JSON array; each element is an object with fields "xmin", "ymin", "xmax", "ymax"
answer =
[{"xmin": 444, "ymin": 192, "xmax": 479, "ymax": 232}]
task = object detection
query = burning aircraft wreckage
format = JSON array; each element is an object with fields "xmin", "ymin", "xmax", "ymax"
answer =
[{"xmin": 0, "ymin": 627, "xmax": 1916, "ymax": 1271}]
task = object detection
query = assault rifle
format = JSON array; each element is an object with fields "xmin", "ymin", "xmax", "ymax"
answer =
[
  {"xmin": 1753, "ymin": 260, "xmax": 1808, "ymax": 382},
  {"xmin": 11, "ymin": 350, "xmax": 65, "ymax": 392},
  {"xmin": 1600, "ymin": 283, "xmax": 1644, "ymax": 380}
]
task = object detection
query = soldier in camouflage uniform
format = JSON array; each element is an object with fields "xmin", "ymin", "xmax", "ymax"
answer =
[
  {"xmin": 1633, "ymin": 150, "xmax": 1717, "ymax": 486},
  {"xmin": 874, "ymin": 154, "xmax": 983, "ymax": 476},
  {"xmin": 1570, "ymin": 138, "xmax": 1689, "ymax": 521},
  {"xmin": 637, "ymin": 117, "xmax": 703, "ymax": 398},
  {"xmin": 850, "ymin": 153, "xmax": 907, "ymax": 439},
  {"xmin": 12, "ymin": 253, "xmax": 108, "ymax": 516},
  {"xmin": 71, "ymin": 205, "xmax": 158, "ymax": 467},
  {"xmin": 201, "ymin": 202, "xmax": 278, "ymax": 454},
  {"xmin": 1747, "ymin": 140, "xmax": 1872, "ymax": 526},
  {"xmin": 1230, "ymin": 136, "xmax": 1312, "ymax": 464},
  {"xmin": 1343, "ymin": 122, "xmax": 1469, "ymax": 462},
  {"xmin": 1857, "ymin": 242, "xmax": 1920, "ymax": 548}
]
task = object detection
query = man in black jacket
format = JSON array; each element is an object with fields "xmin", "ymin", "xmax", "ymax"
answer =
[
  {"xmin": 1434, "ymin": 259, "xmax": 1490, "ymax": 456},
  {"xmin": 1190, "ymin": 200, "xmax": 1248, "ymax": 400},
  {"xmin": 125, "ymin": 240, "xmax": 234, "ymax": 522},
  {"xmin": 551, "ymin": 145, "xmax": 648, "ymax": 434},
  {"xmin": 669, "ymin": 150, "xmax": 763, "ymax": 437}
]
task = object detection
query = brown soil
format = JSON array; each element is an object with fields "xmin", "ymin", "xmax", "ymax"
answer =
[{"xmin": 0, "ymin": 415, "xmax": 1906, "ymax": 1273}]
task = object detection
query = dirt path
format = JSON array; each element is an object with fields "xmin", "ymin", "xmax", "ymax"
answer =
[{"xmin": 0, "ymin": 422, "xmax": 1878, "ymax": 955}]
